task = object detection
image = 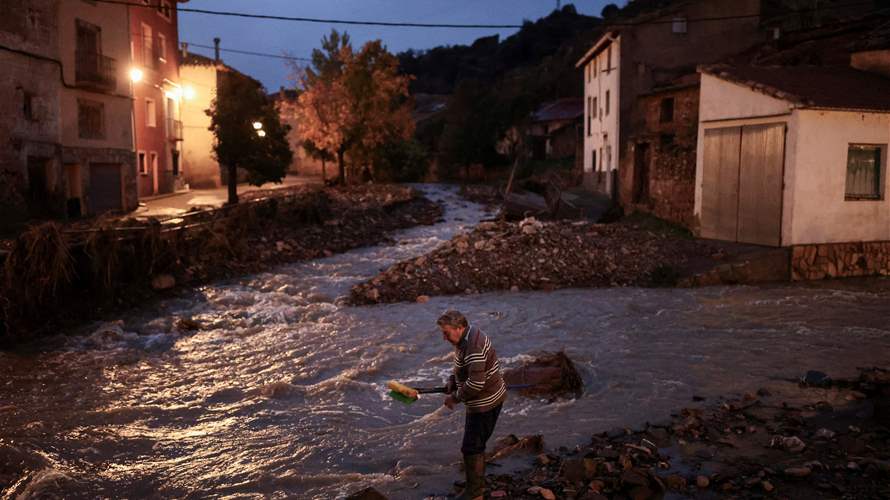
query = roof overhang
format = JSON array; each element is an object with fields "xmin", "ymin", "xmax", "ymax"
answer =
[{"xmin": 576, "ymin": 31, "xmax": 619, "ymax": 68}]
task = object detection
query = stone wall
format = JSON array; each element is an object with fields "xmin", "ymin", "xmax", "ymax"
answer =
[
  {"xmin": 791, "ymin": 242, "xmax": 890, "ymax": 280},
  {"xmin": 620, "ymin": 84, "xmax": 699, "ymax": 228}
]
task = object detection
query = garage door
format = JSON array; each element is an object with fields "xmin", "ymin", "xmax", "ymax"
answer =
[
  {"xmin": 701, "ymin": 123, "xmax": 786, "ymax": 246},
  {"xmin": 89, "ymin": 163, "xmax": 122, "ymax": 213}
]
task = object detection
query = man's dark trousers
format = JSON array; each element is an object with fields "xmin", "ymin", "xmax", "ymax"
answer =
[{"xmin": 461, "ymin": 403, "xmax": 502, "ymax": 455}]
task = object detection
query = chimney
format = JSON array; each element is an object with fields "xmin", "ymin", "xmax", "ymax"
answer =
[
  {"xmin": 213, "ymin": 37, "xmax": 221, "ymax": 63},
  {"xmin": 851, "ymin": 49, "xmax": 890, "ymax": 79}
]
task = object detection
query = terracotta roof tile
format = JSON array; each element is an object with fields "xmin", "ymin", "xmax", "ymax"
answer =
[{"xmin": 701, "ymin": 64, "xmax": 890, "ymax": 112}]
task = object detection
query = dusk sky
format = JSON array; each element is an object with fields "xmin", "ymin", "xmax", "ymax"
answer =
[{"xmin": 179, "ymin": 1, "xmax": 618, "ymax": 91}]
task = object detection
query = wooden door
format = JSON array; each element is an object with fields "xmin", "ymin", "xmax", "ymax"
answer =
[
  {"xmin": 700, "ymin": 127, "xmax": 741, "ymax": 241},
  {"xmin": 738, "ymin": 123, "xmax": 785, "ymax": 246}
]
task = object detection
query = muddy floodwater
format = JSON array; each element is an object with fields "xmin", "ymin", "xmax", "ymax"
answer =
[{"xmin": 2, "ymin": 185, "xmax": 890, "ymax": 499}]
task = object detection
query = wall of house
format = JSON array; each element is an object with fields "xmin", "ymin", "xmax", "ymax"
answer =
[
  {"xmin": 0, "ymin": 0, "xmax": 64, "ymax": 226},
  {"xmin": 621, "ymin": 85, "xmax": 699, "ymax": 227},
  {"xmin": 58, "ymin": 0, "xmax": 137, "ymax": 213},
  {"xmin": 582, "ymin": 35, "xmax": 620, "ymax": 196},
  {"xmin": 180, "ymin": 64, "xmax": 220, "ymax": 188},
  {"xmin": 130, "ymin": 1, "xmax": 183, "ymax": 197},
  {"xmin": 786, "ymin": 109, "xmax": 890, "ymax": 245},
  {"xmin": 694, "ymin": 74, "xmax": 796, "ymax": 234}
]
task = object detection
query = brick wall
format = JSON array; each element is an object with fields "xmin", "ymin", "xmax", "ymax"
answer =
[{"xmin": 791, "ymin": 242, "xmax": 890, "ymax": 280}]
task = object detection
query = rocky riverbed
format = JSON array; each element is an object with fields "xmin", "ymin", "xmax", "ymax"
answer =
[
  {"xmin": 470, "ymin": 367, "xmax": 890, "ymax": 500},
  {"xmin": 350, "ymin": 217, "xmax": 722, "ymax": 305}
]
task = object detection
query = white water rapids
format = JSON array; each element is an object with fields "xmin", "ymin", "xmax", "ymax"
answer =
[{"xmin": 1, "ymin": 185, "xmax": 889, "ymax": 499}]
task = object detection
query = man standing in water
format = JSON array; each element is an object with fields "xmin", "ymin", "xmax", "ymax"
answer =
[{"xmin": 438, "ymin": 310, "xmax": 506, "ymax": 500}]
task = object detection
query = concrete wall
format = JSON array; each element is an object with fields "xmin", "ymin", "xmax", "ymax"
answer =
[
  {"xmin": 180, "ymin": 63, "xmax": 220, "ymax": 188},
  {"xmin": 582, "ymin": 34, "xmax": 620, "ymax": 196},
  {"xmin": 787, "ymin": 109, "xmax": 890, "ymax": 245}
]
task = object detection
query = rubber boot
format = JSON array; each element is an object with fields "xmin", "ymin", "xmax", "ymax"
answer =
[{"xmin": 457, "ymin": 453, "xmax": 485, "ymax": 500}]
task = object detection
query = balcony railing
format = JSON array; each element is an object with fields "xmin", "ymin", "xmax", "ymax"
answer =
[
  {"xmin": 167, "ymin": 118, "xmax": 183, "ymax": 141},
  {"xmin": 75, "ymin": 50, "xmax": 117, "ymax": 91}
]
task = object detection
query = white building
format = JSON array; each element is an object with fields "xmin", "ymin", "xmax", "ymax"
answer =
[
  {"xmin": 695, "ymin": 64, "xmax": 890, "ymax": 247},
  {"xmin": 576, "ymin": 32, "xmax": 621, "ymax": 198}
]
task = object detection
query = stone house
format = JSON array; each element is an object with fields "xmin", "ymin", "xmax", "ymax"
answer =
[
  {"xmin": 623, "ymin": 74, "xmax": 700, "ymax": 227},
  {"xmin": 694, "ymin": 61, "xmax": 890, "ymax": 279},
  {"xmin": 129, "ymin": 0, "xmax": 186, "ymax": 198},
  {"xmin": 576, "ymin": 0, "xmax": 768, "ymax": 200},
  {"xmin": 1, "ymin": 0, "xmax": 136, "ymax": 227}
]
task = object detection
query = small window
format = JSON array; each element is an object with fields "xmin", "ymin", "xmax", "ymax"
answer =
[
  {"xmin": 157, "ymin": 33, "xmax": 167, "ymax": 61},
  {"xmin": 23, "ymin": 91, "xmax": 34, "ymax": 120},
  {"xmin": 138, "ymin": 151, "xmax": 148, "ymax": 175},
  {"xmin": 845, "ymin": 144, "xmax": 885, "ymax": 200},
  {"xmin": 660, "ymin": 97, "xmax": 674, "ymax": 123},
  {"xmin": 593, "ymin": 58, "xmax": 597, "ymax": 76},
  {"xmin": 592, "ymin": 149, "xmax": 597, "ymax": 171},
  {"xmin": 672, "ymin": 17, "xmax": 688, "ymax": 34},
  {"xmin": 605, "ymin": 90, "xmax": 610, "ymax": 116},
  {"xmin": 141, "ymin": 23, "xmax": 152, "ymax": 65},
  {"xmin": 77, "ymin": 99, "xmax": 104, "ymax": 139},
  {"xmin": 593, "ymin": 97, "xmax": 598, "ymax": 123},
  {"xmin": 157, "ymin": 0, "xmax": 172, "ymax": 20},
  {"xmin": 146, "ymin": 98, "xmax": 156, "ymax": 127},
  {"xmin": 660, "ymin": 133, "xmax": 675, "ymax": 149},
  {"xmin": 606, "ymin": 46, "xmax": 612, "ymax": 71},
  {"xmin": 586, "ymin": 96, "xmax": 592, "ymax": 136}
]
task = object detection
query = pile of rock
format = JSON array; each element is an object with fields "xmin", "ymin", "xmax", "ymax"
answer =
[
  {"xmin": 351, "ymin": 217, "xmax": 717, "ymax": 304},
  {"xmin": 475, "ymin": 367, "xmax": 890, "ymax": 499}
]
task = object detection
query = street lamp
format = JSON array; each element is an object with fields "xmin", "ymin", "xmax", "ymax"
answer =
[
  {"xmin": 252, "ymin": 121, "xmax": 263, "ymax": 130},
  {"xmin": 183, "ymin": 85, "xmax": 196, "ymax": 100},
  {"xmin": 129, "ymin": 68, "xmax": 144, "ymax": 83},
  {"xmin": 257, "ymin": 129, "xmax": 266, "ymax": 137}
]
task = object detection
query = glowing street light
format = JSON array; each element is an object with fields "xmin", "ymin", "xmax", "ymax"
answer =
[
  {"xmin": 129, "ymin": 68, "xmax": 144, "ymax": 83},
  {"xmin": 183, "ymin": 85, "xmax": 196, "ymax": 100},
  {"xmin": 257, "ymin": 129, "xmax": 267, "ymax": 137},
  {"xmin": 252, "ymin": 121, "xmax": 263, "ymax": 130}
]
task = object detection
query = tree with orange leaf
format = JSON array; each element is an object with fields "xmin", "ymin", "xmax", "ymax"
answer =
[{"xmin": 294, "ymin": 31, "xmax": 414, "ymax": 184}]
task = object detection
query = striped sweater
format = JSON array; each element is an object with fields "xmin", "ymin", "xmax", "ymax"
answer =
[{"xmin": 453, "ymin": 325, "xmax": 506, "ymax": 413}]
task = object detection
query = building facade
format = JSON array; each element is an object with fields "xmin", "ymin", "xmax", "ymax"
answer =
[
  {"xmin": 1, "ymin": 0, "xmax": 138, "ymax": 228},
  {"xmin": 129, "ymin": 0, "xmax": 185, "ymax": 197},
  {"xmin": 695, "ymin": 64, "xmax": 890, "ymax": 255},
  {"xmin": 577, "ymin": 0, "xmax": 767, "ymax": 200}
]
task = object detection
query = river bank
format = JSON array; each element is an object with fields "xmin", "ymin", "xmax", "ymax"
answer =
[
  {"xmin": 467, "ymin": 367, "xmax": 890, "ymax": 500},
  {"xmin": 0, "ymin": 184, "xmax": 442, "ymax": 342}
]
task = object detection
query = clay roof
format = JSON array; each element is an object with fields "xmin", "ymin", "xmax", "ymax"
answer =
[
  {"xmin": 180, "ymin": 51, "xmax": 216, "ymax": 67},
  {"xmin": 701, "ymin": 64, "xmax": 890, "ymax": 112},
  {"xmin": 533, "ymin": 98, "xmax": 583, "ymax": 122}
]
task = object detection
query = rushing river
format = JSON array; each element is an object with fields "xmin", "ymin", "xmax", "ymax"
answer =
[{"xmin": 2, "ymin": 185, "xmax": 890, "ymax": 499}]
